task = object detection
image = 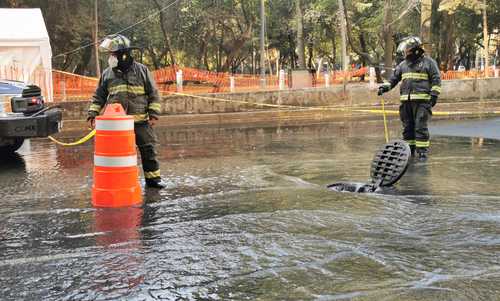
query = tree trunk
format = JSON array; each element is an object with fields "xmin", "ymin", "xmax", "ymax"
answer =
[
  {"xmin": 483, "ymin": 0, "xmax": 489, "ymax": 76},
  {"xmin": 295, "ymin": 0, "xmax": 306, "ymax": 69},
  {"xmin": 307, "ymin": 43, "xmax": 314, "ymax": 69},
  {"xmin": 420, "ymin": 0, "xmax": 433, "ymax": 55},
  {"xmin": 331, "ymin": 30, "xmax": 336, "ymax": 69},
  {"xmin": 431, "ymin": 0, "xmax": 441, "ymax": 63},
  {"xmin": 382, "ymin": 0, "xmax": 393, "ymax": 78},
  {"xmin": 260, "ymin": 0, "xmax": 266, "ymax": 84},
  {"xmin": 338, "ymin": 0, "xmax": 349, "ymax": 71},
  {"xmin": 441, "ymin": 13, "xmax": 455, "ymax": 71},
  {"xmin": 221, "ymin": 24, "xmax": 253, "ymax": 72},
  {"xmin": 251, "ymin": 43, "xmax": 255, "ymax": 74},
  {"xmin": 93, "ymin": 0, "xmax": 100, "ymax": 76},
  {"xmin": 359, "ymin": 33, "xmax": 368, "ymax": 66},
  {"xmin": 288, "ymin": 33, "xmax": 296, "ymax": 68},
  {"xmin": 342, "ymin": 0, "xmax": 374, "ymax": 66},
  {"xmin": 153, "ymin": 0, "xmax": 176, "ymax": 66},
  {"xmin": 148, "ymin": 47, "xmax": 161, "ymax": 69}
]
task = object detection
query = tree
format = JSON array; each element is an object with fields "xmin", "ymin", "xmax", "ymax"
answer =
[
  {"xmin": 1, "ymin": 0, "xmax": 497, "ymax": 75},
  {"xmin": 421, "ymin": 0, "xmax": 432, "ymax": 54},
  {"xmin": 295, "ymin": 0, "xmax": 306, "ymax": 69}
]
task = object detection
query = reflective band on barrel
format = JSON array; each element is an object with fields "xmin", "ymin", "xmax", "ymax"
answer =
[
  {"xmin": 94, "ymin": 155, "xmax": 137, "ymax": 167},
  {"xmin": 96, "ymin": 119, "xmax": 134, "ymax": 131}
]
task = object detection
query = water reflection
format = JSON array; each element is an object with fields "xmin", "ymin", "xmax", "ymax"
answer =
[
  {"xmin": 91, "ymin": 207, "xmax": 145, "ymax": 297},
  {"xmin": 94, "ymin": 207, "xmax": 143, "ymax": 247}
]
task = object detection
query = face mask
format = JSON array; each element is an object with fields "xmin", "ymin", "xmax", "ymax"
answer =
[
  {"xmin": 108, "ymin": 55, "xmax": 118, "ymax": 68},
  {"xmin": 406, "ymin": 48, "xmax": 422, "ymax": 62}
]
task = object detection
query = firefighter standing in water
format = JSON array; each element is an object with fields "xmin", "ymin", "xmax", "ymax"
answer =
[
  {"xmin": 378, "ymin": 36, "xmax": 442, "ymax": 161},
  {"xmin": 87, "ymin": 34, "xmax": 166, "ymax": 188}
]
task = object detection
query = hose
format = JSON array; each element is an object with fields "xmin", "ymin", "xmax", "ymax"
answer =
[
  {"xmin": 380, "ymin": 97, "xmax": 390, "ymax": 143},
  {"xmin": 48, "ymin": 130, "xmax": 95, "ymax": 146}
]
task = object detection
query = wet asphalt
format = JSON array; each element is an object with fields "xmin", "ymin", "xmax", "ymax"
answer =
[{"xmin": 0, "ymin": 118, "xmax": 500, "ymax": 300}]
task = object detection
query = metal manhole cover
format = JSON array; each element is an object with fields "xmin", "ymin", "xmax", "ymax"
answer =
[{"xmin": 370, "ymin": 140, "xmax": 411, "ymax": 187}]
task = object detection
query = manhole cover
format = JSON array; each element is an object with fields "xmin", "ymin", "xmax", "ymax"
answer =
[
  {"xmin": 370, "ymin": 140, "xmax": 411, "ymax": 187},
  {"xmin": 327, "ymin": 140, "xmax": 411, "ymax": 193}
]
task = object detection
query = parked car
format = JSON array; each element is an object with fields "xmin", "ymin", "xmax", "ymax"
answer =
[{"xmin": 0, "ymin": 79, "xmax": 62, "ymax": 154}]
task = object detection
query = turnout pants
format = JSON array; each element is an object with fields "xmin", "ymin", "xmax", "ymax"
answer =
[
  {"xmin": 134, "ymin": 122, "xmax": 161, "ymax": 180},
  {"xmin": 399, "ymin": 101, "xmax": 432, "ymax": 154}
]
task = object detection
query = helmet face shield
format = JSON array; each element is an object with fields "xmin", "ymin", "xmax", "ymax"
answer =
[
  {"xmin": 396, "ymin": 42, "xmax": 407, "ymax": 58},
  {"xmin": 98, "ymin": 34, "xmax": 131, "ymax": 53},
  {"xmin": 396, "ymin": 36, "xmax": 424, "ymax": 61}
]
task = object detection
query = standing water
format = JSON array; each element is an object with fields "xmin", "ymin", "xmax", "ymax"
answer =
[{"xmin": 1, "ymin": 119, "xmax": 500, "ymax": 300}]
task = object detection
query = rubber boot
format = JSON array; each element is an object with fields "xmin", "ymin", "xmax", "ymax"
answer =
[
  {"xmin": 410, "ymin": 145, "xmax": 416, "ymax": 157},
  {"xmin": 417, "ymin": 148, "xmax": 428, "ymax": 162},
  {"xmin": 146, "ymin": 178, "xmax": 167, "ymax": 189}
]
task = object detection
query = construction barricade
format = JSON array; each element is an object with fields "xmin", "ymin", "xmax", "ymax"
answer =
[
  {"xmin": 92, "ymin": 103, "xmax": 142, "ymax": 208},
  {"xmin": 47, "ymin": 65, "xmax": 500, "ymax": 102}
]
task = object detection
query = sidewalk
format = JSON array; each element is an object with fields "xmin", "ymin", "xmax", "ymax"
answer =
[{"xmin": 56, "ymin": 99, "xmax": 500, "ymax": 135}]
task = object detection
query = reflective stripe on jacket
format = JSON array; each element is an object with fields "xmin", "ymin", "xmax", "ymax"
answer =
[
  {"xmin": 88, "ymin": 62, "xmax": 161, "ymax": 122},
  {"xmin": 385, "ymin": 55, "xmax": 441, "ymax": 102}
]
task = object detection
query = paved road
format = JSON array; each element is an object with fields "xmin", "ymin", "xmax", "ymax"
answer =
[{"xmin": 432, "ymin": 117, "xmax": 500, "ymax": 140}]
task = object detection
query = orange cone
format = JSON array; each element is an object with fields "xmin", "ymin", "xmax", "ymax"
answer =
[{"xmin": 91, "ymin": 103, "xmax": 142, "ymax": 207}]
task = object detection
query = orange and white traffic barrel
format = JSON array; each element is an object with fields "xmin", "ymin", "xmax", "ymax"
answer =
[{"xmin": 91, "ymin": 103, "xmax": 142, "ymax": 207}]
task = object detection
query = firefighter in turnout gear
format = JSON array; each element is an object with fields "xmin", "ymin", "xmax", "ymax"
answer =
[
  {"xmin": 87, "ymin": 34, "xmax": 166, "ymax": 188},
  {"xmin": 378, "ymin": 36, "xmax": 441, "ymax": 161}
]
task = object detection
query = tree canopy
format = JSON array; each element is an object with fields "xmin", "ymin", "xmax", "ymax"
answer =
[{"xmin": 1, "ymin": 0, "xmax": 498, "ymax": 76}]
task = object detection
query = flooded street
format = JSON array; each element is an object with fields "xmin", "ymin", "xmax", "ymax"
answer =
[{"xmin": 1, "ymin": 118, "xmax": 500, "ymax": 300}]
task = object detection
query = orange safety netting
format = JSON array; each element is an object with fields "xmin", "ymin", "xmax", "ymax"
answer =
[
  {"xmin": 3, "ymin": 65, "xmax": 493, "ymax": 102},
  {"xmin": 440, "ymin": 68, "xmax": 498, "ymax": 80},
  {"xmin": 52, "ymin": 70, "xmax": 98, "ymax": 101}
]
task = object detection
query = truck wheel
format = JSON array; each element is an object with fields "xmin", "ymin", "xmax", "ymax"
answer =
[{"xmin": 0, "ymin": 137, "xmax": 25, "ymax": 154}]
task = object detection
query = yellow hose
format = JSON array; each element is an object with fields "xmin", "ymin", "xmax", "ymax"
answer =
[
  {"xmin": 380, "ymin": 97, "xmax": 390, "ymax": 143},
  {"xmin": 48, "ymin": 130, "xmax": 96, "ymax": 146}
]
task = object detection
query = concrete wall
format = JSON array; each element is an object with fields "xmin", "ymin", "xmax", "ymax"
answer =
[{"xmin": 58, "ymin": 77, "xmax": 500, "ymax": 121}]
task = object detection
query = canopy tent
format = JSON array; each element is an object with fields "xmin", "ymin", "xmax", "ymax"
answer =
[{"xmin": 0, "ymin": 8, "xmax": 53, "ymax": 101}]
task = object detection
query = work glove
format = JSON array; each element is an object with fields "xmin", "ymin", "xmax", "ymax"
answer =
[
  {"xmin": 430, "ymin": 95, "xmax": 438, "ymax": 107},
  {"xmin": 148, "ymin": 111, "xmax": 159, "ymax": 126},
  {"xmin": 87, "ymin": 112, "xmax": 97, "ymax": 129},
  {"xmin": 378, "ymin": 85, "xmax": 390, "ymax": 96}
]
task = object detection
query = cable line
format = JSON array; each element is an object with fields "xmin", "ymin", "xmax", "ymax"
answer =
[{"xmin": 53, "ymin": 0, "xmax": 181, "ymax": 59}]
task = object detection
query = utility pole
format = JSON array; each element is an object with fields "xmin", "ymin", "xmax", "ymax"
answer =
[
  {"xmin": 94, "ymin": 0, "xmax": 100, "ymax": 76},
  {"xmin": 260, "ymin": 0, "xmax": 266, "ymax": 88}
]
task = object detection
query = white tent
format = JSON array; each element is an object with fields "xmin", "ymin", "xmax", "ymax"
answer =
[{"xmin": 0, "ymin": 8, "xmax": 53, "ymax": 101}]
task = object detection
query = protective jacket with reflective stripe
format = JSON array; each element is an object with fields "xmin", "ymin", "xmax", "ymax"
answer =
[
  {"xmin": 386, "ymin": 55, "xmax": 441, "ymax": 102},
  {"xmin": 88, "ymin": 62, "xmax": 161, "ymax": 122}
]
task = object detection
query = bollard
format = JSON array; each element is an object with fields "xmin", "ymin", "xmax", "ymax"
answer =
[
  {"xmin": 92, "ymin": 103, "xmax": 142, "ymax": 208},
  {"xmin": 230, "ymin": 76, "xmax": 235, "ymax": 92},
  {"xmin": 369, "ymin": 67, "xmax": 376, "ymax": 90},
  {"xmin": 279, "ymin": 69, "xmax": 286, "ymax": 90},
  {"xmin": 324, "ymin": 72, "xmax": 330, "ymax": 88},
  {"xmin": 176, "ymin": 70, "xmax": 183, "ymax": 92}
]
